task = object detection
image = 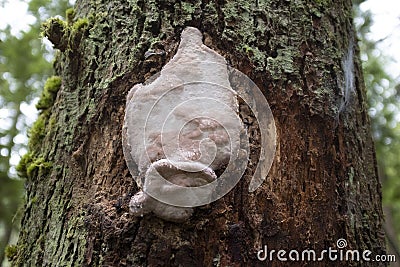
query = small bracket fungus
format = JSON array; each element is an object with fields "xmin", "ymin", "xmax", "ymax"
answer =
[{"xmin": 123, "ymin": 27, "xmax": 276, "ymax": 222}]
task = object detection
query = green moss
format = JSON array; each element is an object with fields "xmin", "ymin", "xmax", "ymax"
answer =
[
  {"xmin": 21, "ymin": 77, "xmax": 59, "ymax": 179},
  {"xmin": 36, "ymin": 76, "xmax": 61, "ymax": 110},
  {"xmin": 72, "ymin": 18, "xmax": 89, "ymax": 32},
  {"xmin": 41, "ymin": 18, "xmax": 67, "ymax": 37},
  {"xmin": 41, "ymin": 18, "xmax": 68, "ymax": 51},
  {"xmin": 28, "ymin": 115, "xmax": 46, "ymax": 149},
  {"xmin": 66, "ymin": 8, "xmax": 76, "ymax": 24},
  {"xmin": 36, "ymin": 92, "xmax": 53, "ymax": 110},
  {"xmin": 45, "ymin": 76, "xmax": 62, "ymax": 93},
  {"xmin": 5, "ymin": 244, "xmax": 19, "ymax": 262},
  {"xmin": 16, "ymin": 152, "xmax": 52, "ymax": 179},
  {"xmin": 26, "ymin": 157, "xmax": 52, "ymax": 179},
  {"xmin": 42, "ymin": 14, "xmax": 90, "ymax": 52},
  {"xmin": 16, "ymin": 152, "xmax": 34, "ymax": 178}
]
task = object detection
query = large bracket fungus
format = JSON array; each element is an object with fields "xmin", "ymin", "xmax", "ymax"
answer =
[{"xmin": 123, "ymin": 27, "xmax": 276, "ymax": 222}]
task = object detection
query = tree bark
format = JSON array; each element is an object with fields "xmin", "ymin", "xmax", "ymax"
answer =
[{"xmin": 14, "ymin": 0, "xmax": 386, "ymax": 266}]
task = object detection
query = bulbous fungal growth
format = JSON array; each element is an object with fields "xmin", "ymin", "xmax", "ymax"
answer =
[{"xmin": 122, "ymin": 27, "xmax": 247, "ymax": 222}]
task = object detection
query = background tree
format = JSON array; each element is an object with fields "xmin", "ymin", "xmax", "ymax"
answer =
[
  {"xmin": 354, "ymin": 0, "xmax": 400, "ymax": 261},
  {"xmin": 4, "ymin": 0, "xmax": 390, "ymax": 266}
]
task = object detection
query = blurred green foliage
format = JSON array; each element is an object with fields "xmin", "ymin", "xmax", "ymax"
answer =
[
  {"xmin": 354, "ymin": 0, "xmax": 400, "ymax": 253},
  {"xmin": 0, "ymin": 0, "xmax": 70, "ymax": 265}
]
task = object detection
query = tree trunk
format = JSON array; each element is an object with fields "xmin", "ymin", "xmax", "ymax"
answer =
[{"xmin": 13, "ymin": 0, "xmax": 386, "ymax": 266}]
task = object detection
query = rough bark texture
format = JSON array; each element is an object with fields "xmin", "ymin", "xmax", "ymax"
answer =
[{"xmin": 14, "ymin": 0, "xmax": 386, "ymax": 266}]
